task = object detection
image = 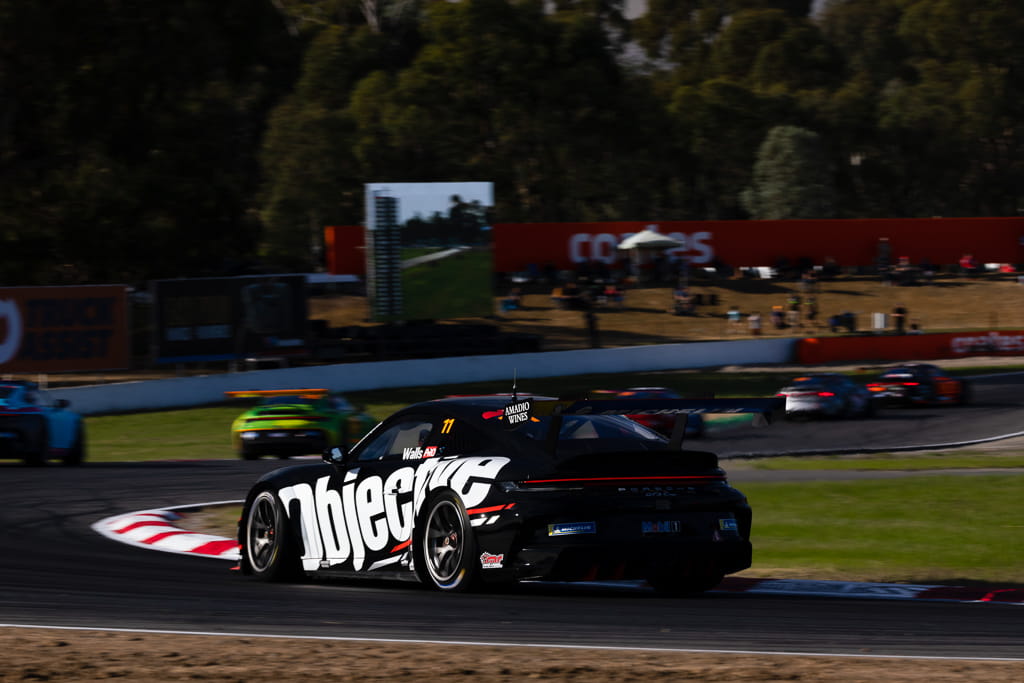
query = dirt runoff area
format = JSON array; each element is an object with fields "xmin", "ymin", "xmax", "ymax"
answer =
[{"xmin": 2, "ymin": 628, "xmax": 1022, "ymax": 682}]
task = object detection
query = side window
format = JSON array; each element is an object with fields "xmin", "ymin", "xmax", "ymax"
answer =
[
  {"xmin": 355, "ymin": 418, "xmax": 434, "ymax": 462},
  {"xmin": 432, "ymin": 420, "xmax": 486, "ymax": 455}
]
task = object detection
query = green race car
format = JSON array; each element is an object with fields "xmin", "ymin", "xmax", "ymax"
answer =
[{"xmin": 227, "ymin": 389, "xmax": 377, "ymax": 460}]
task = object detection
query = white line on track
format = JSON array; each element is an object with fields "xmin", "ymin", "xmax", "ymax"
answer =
[{"xmin": 2, "ymin": 623, "xmax": 1023, "ymax": 662}]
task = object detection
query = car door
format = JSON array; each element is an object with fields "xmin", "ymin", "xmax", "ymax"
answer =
[{"xmin": 313, "ymin": 415, "xmax": 437, "ymax": 573}]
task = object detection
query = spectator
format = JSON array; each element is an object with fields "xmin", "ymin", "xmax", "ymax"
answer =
[
  {"xmin": 770, "ymin": 304, "xmax": 785, "ymax": 330},
  {"xmin": 785, "ymin": 294, "xmax": 801, "ymax": 327},
  {"xmin": 748, "ymin": 311, "xmax": 762, "ymax": 336},
  {"xmin": 892, "ymin": 304, "xmax": 908, "ymax": 334},
  {"xmin": 803, "ymin": 296, "xmax": 819, "ymax": 328},
  {"xmin": 673, "ymin": 285, "xmax": 694, "ymax": 315},
  {"xmin": 726, "ymin": 305, "xmax": 743, "ymax": 333}
]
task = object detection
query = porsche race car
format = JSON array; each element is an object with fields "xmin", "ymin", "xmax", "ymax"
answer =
[
  {"xmin": 227, "ymin": 389, "xmax": 377, "ymax": 460},
  {"xmin": 592, "ymin": 387, "xmax": 705, "ymax": 437},
  {"xmin": 0, "ymin": 380, "xmax": 85, "ymax": 466},
  {"xmin": 237, "ymin": 393, "xmax": 782, "ymax": 594},
  {"xmin": 776, "ymin": 373, "xmax": 877, "ymax": 419},
  {"xmin": 865, "ymin": 364, "xmax": 970, "ymax": 406}
]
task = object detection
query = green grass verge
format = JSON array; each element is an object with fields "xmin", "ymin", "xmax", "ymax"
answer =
[
  {"xmin": 741, "ymin": 474, "xmax": 1023, "ymax": 585},
  {"xmin": 733, "ymin": 452, "xmax": 1024, "ymax": 471}
]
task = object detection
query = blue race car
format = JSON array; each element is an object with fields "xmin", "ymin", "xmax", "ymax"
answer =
[{"xmin": 0, "ymin": 380, "xmax": 86, "ymax": 466}]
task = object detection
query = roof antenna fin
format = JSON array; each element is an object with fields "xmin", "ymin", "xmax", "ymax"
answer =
[{"xmin": 512, "ymin": 369, "xmax": 518, "ymax": 402}]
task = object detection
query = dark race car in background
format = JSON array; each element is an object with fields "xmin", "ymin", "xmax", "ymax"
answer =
[
  {"xmin": 775, "ymin": 373, "xmax": 877, "ymax": 419},
  {"xmin": 237, "ymin": 393, "xmax": 782, "ymax": 595},
  {"xmin": 866, "ymin": 363, "xmax": 970, "ymax": 406},
  {"xmin": 592, "ymin": 387, "xmax": 705, "ymax": 438},
  {"xmin": 227, "ymin": 389, "xmax": 377, "ymax": 460},
  {"xmin": 0, "ymin": 380, "xmax": 85, "ymax": 466}
]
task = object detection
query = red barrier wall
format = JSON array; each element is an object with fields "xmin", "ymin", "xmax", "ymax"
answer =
[
  {"xmin": 325, "ymin": 225, "xmax": 366, "ymax": 276},
  {"xmin": 795, "ymin": 331, "xmax": 1024, "ymax": 365},
  {"xmin": 326, "ymin": 218, "xmax": 1024, "ymax": 276},
  {"xmin": 491, "ymin": 218, "xmax": 1024, "ymax": 273}
]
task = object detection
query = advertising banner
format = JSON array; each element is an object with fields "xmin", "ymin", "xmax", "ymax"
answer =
[
  {"xmin": 796, "ymin": 330, "xmax": 1024, "ymax": 364},
  {"xmin": 152, "ymin": 275, "xmax": 308, "ymax": 364},
  {"xmin": 489, "ymin": 218, "xmax": 1024, "ymax": 274},
  {"xmin": 0, "ymin": 285, "xmax": 130, "ymax": 373}
]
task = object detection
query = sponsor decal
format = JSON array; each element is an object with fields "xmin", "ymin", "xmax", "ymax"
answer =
[
  {"xmin": 0, "ymin": 286, "xmax": 130, "ymax": 371},
  {"xmin": 641, "ymin": 520, "xmax": 681, "ymax": 534},
  {"xmin": 951, "ymin": 331, "xmax": 1024, "ymax": 354},
  {"xmin": 0, "ymin": 298, "xmax": 24, "ymax": 365},
  {"xmin": 479, "ymin": 552, "xmax": 505, "ymax": 569},
  {"xmin": 548, "ymin": 521, "xmax": 597, "ymax": 537},
  {"xmin": 718, "ymin": 518, "xmax": 739, "ymax": 532},
  {"xmin": 402, "ymin": 445, "xmax": 439, "ymax": 460},
  {"xmin": 502, "ymin": 398, "xmax": 533, "ymax": 428},
  {"xmin": 277, "ymin": 456, "xmax": 510, "ymax": 573},
  {"xmin": 568, "ymin": 227, "xmax": 714, "ymax": 265}
]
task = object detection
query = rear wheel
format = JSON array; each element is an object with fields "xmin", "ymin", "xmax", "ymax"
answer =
[
  {"xmin": 417, "ymin": 491, "xmax": 479, "ymax": 592},
  {"xmin": 24, "ymin": 420, "xmax": 48, "ymax": 467},
  {"xmin": 244, "ymin": 490, "xmax": 301, "ymax": 581},
  {"xmin": 63, "ymin": 424, "xmax": 85, "ymax": 466}
]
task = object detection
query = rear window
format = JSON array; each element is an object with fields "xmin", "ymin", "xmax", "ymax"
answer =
[
  {"xmin": 511, "ymin": 414, "xmax": 668, "ymax": 455},
  {"xmin": 880, "ymin": 370, "xmax": 914, "ymax": 379}
]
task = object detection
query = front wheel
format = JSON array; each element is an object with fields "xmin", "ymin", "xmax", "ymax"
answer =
[
  {"xmin": 416, "ymin": 491, "xmax": 479, "ymax": 592},
  {"xmin": 243, "ymin": 490, "xmax": 300, "ymax": 581}
]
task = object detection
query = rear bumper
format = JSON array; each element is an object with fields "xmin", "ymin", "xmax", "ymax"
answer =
[{"xmin": 512, "ymin": 538, "xmax": 752, "ymax": 582}]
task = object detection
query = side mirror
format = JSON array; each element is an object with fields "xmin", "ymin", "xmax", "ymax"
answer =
[{"xmin": 323, "ymin": 446, "xmax": 347, "ymax": 465}]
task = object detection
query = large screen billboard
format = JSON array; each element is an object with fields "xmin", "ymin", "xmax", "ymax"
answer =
[
  {"xmin": 152, "ymin": 275, "xmax": 308, "ymax": 364},
  {"xmin": 0, "ymin": 285, "xmax": 130, "ymax": 373},
  {"xmin": 364, "ymin": 182, "xmax": 494, "ymax": 322}
]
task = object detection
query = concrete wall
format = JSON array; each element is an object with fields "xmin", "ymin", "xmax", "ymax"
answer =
[{"xmin": 57, "ymin": 338, "xmax": 796, "ymax": 415}]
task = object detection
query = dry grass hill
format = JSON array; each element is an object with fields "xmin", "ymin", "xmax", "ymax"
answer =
[{"xmin": 310, "ymin": 270, "xmax": 1024, "ymax": 352}]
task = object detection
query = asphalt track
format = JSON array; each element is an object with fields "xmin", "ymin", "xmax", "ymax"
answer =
[{"xmin": 1, "ymin": 373, "xmax": 1023, "ymax": 659}]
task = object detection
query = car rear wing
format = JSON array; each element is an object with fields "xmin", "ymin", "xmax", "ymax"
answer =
[
  {"xmin": 523, "ymin": 396, "xmax": 785, "ymax": 452},
  {"xmin": 224, "ymin": 388, "xmax": 330, "ymax": 400}
]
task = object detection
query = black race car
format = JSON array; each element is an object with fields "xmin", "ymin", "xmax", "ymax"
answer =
[
  {"xmin": 866, "ymin": 363, "xmax": 970, "ymax": 406},
  {"xmin": 238, "ymin": 393, "xmax": 781, "ymax": 595}
]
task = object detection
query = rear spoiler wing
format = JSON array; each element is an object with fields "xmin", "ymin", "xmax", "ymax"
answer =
[
  {"xmin": 521, "ymin": 397, "xmax": 785, "ymax": 452},
  {"xmin": 225, "ymin": 388, "xmax": 329, "ymax": 400}
]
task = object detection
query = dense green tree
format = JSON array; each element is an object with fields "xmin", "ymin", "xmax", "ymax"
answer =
[
  {"xmin": 741, "ymin": 125, "xmax": 836, "ymax": 218},
  {"xmin": 0, "ymin": 0, "xmax": 300, "ymax": 284}
]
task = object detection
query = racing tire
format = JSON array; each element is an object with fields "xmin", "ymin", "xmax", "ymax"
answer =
[
  {"xmin": 957, "ymin": 381, "xmax": 971, "ymax": 406},
  {"xmin": 239, "ymin": 447, "xmax": 259, "ymax": 461},
  {"xmin": 243, "ymin": 489, "xmax": 301, "ymax": 581},
  {"xmin": 416, "ymin": 491, "xmax": 480, "ymax": 592},
  {"xmin": 648, "ymin": 573, "xmax": 724, "ymax": 597},
  {"xmin": 62, "ymin": 425, "xmax": 86, "ymax": 466},
  {"xmin": 24, "ymin": 420, "xmax": 48, "ymax": 467}
]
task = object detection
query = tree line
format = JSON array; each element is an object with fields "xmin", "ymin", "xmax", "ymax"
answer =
[{"xmin": 2, "ymin": 0, "xmax": 1021, "ymax": 285}]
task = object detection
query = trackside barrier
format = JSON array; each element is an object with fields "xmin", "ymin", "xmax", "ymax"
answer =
[
  {"xmin": 57, "ymin": 338, "xmax": 796, "ymax": 415},
  {"xmin": 796, "ymin": 330, "xmax": 1024, "ymax": 364}
]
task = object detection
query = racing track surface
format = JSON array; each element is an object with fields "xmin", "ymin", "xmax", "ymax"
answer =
[{"xmin": 1, "ymin": 373, "xmax": 1023, "ymax": 659}]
